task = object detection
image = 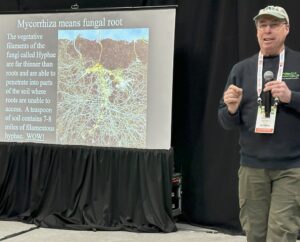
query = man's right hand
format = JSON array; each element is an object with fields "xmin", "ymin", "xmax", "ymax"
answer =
[{"xmin": 223, "ymin": 84, "xmax": 243, "ymax": 114}]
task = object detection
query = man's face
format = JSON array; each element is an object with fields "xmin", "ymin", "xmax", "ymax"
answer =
[{"xmin": 256, "ymin": 16, "xmax": 289, "ymax": 56}]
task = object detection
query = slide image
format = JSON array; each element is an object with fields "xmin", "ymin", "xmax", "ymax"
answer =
[{"xmin": 57, "ymin": 29, "xmax": 149, "ymax": 147}]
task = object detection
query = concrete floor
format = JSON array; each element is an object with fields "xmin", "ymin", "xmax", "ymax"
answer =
[
  {"xmin": 0, "ymin": 221, "xmax": 247, "ymax": 242},
  {"xmin": 1, "ymin": 221, "xmax": 300, "ymax": 242}
]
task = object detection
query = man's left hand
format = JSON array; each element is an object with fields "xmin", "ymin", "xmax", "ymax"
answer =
[{"xmin": 263, "ymin": 80, "xmax": 292, "ymax": 103}]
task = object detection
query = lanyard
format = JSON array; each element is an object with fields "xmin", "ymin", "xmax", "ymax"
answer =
[{"xmin": 257, "ymin": 49, "xmax": 285, "ymax": 99}]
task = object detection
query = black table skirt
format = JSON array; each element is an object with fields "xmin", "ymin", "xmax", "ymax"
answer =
[{"xmin": 0, "ymin": 142, "xmax": 176, "ymax": 232}]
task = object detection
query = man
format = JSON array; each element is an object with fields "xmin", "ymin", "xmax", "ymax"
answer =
[{"xmin": 218, "ymin": 6, "xmax": 300, "ymax": 242}]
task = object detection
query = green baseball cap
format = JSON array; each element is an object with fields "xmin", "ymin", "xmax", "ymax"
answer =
[{"xmin": 253, "ymin": 6, "xmax": 289, "ymax": 25}]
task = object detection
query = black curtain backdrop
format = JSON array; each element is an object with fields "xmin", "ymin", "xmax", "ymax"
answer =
[
  {"xmin": 1, "ymin": 0, "xmax": 300, "ymax": 233},
  {"xmin": 172, "ymin": 0, "xmax": 300, "ymax": 232}
]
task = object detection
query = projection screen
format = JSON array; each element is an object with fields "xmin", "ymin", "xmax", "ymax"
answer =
[{"xmin": 0, "ymin": 7, "xmax": 176, "ymax": 149}]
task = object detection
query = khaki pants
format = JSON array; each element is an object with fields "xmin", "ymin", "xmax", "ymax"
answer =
[{"xmin": 238, "ymin": 166, "xmax": 300, "ymax": 242}]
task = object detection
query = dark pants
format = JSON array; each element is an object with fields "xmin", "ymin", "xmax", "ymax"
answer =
[{"xmin": 239, "ymin": 166, "xmax": 300, "ymax": 242}]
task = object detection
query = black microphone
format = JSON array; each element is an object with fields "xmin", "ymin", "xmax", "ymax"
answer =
[{"xmin": 263, "ymin": 71, "xmax": 274, "ymax": 118}]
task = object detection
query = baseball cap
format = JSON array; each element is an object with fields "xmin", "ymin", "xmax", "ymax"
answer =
[{"xmin": 253, "ymin": 6, "xmax": 289, "ymax": 25}]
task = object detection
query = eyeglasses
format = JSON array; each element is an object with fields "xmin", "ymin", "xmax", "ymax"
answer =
[{"xmin": 257, "ymin": 21, "xmax": 287, "ymax": 31}]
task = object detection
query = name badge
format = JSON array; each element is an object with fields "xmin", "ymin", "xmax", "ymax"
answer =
[{"xmin": 254, "ymin": 106, "xmax": 277, "ymax": 134}]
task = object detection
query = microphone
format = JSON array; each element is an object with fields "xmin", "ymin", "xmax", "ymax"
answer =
[{"xmin": 263, "ymin": 71, "xmax": 274, "ymax": 118}]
